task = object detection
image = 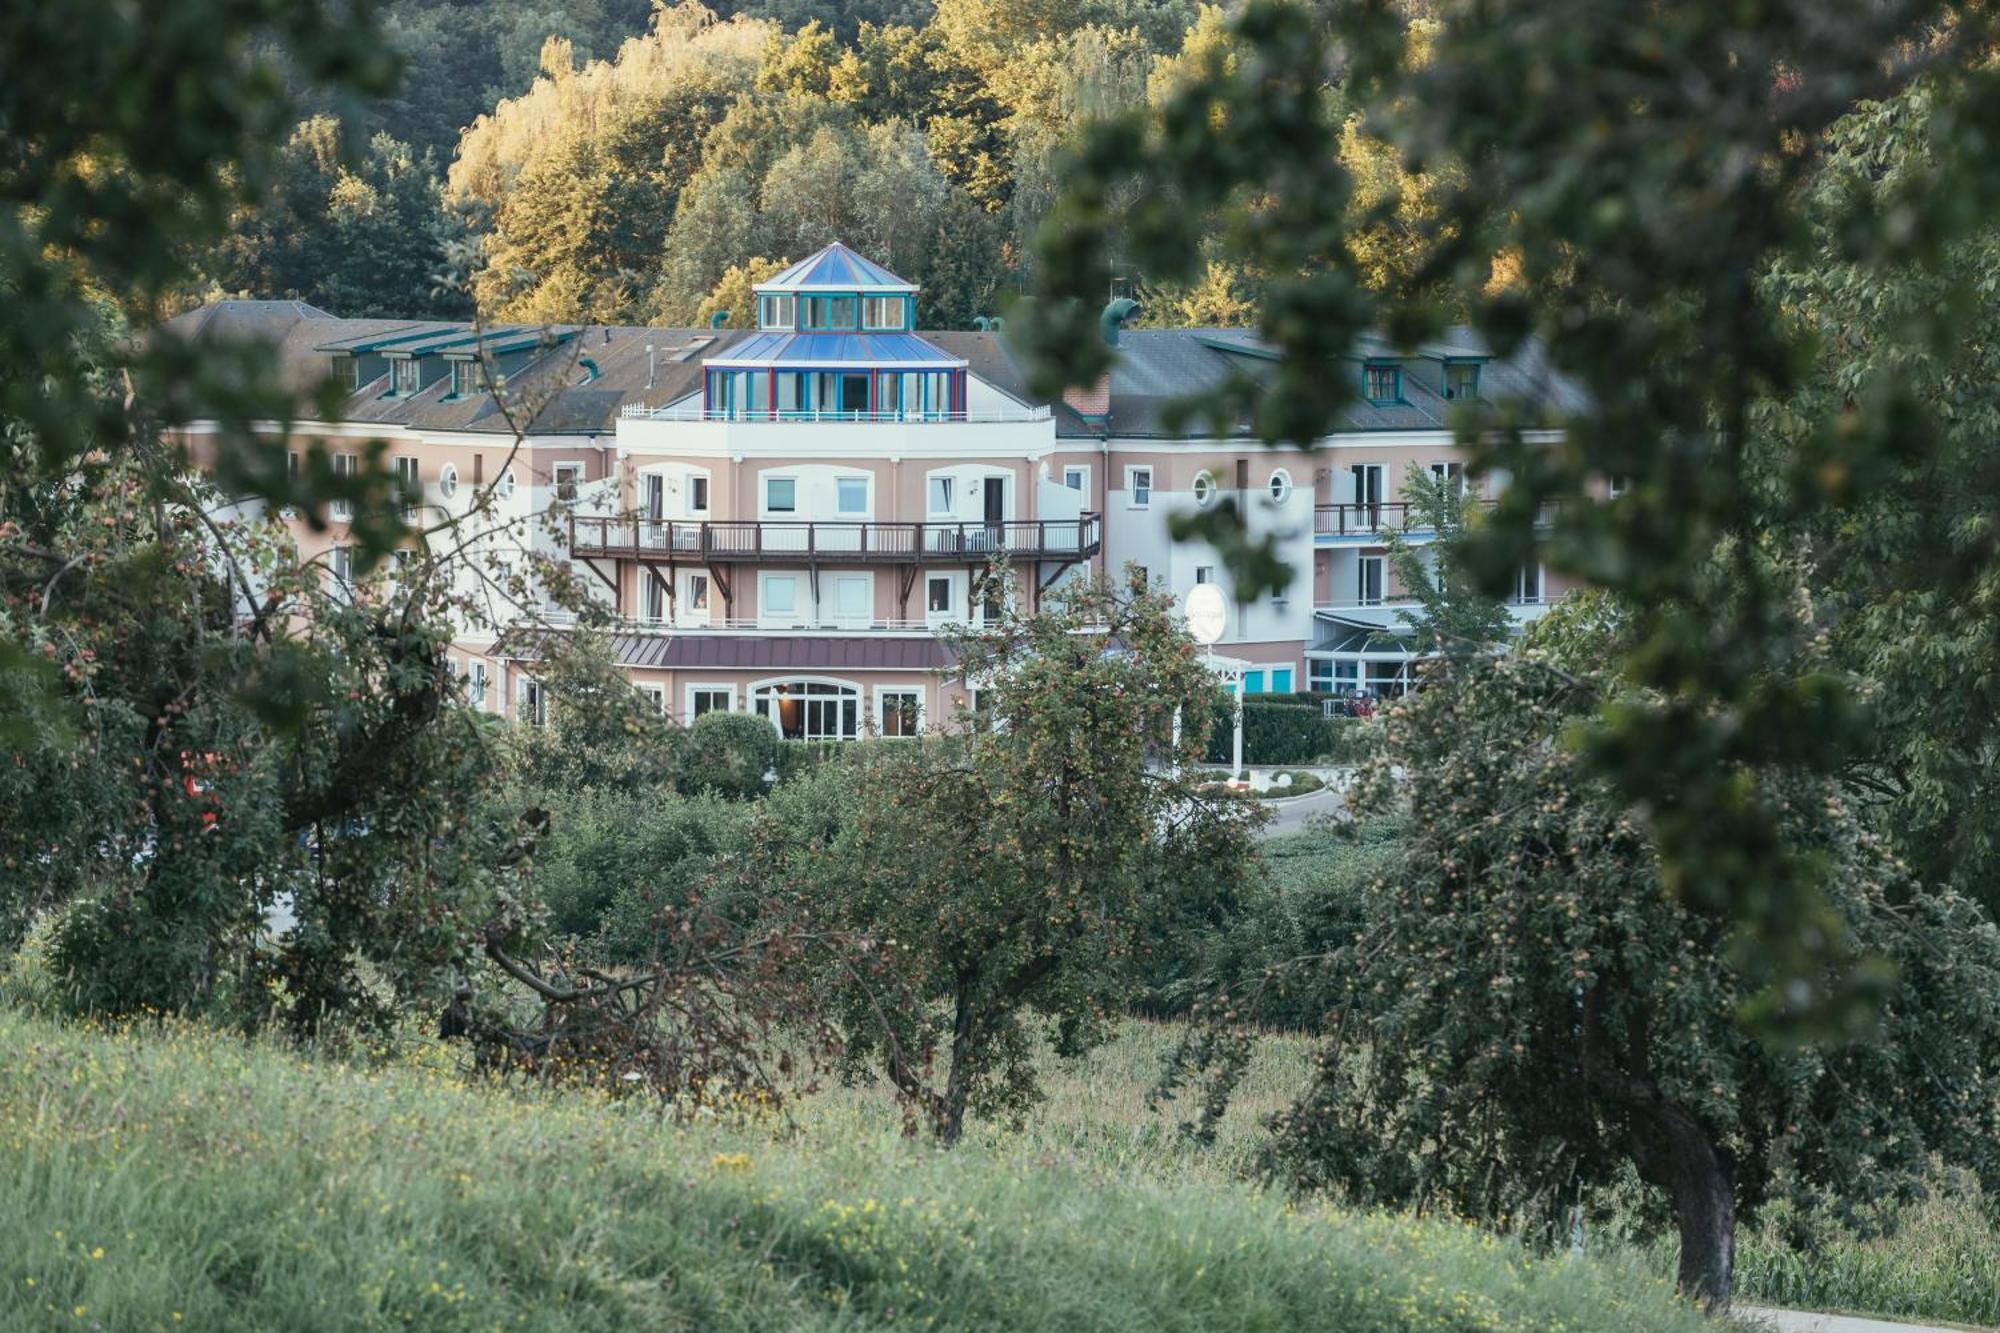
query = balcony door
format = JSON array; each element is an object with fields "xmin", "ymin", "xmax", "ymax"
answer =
[
  {"xmin": 1349, "ymin": 464, "xmax": 1385, "ymax": 528},
  {"xmin": 980, "ymin": 476, "xmax": 1006, "ymax": 550},
  {"xmin": 1357, "ymin": 555, "xmax": 1385, "ymax": 606},
  {"xmin": 839, "ymin": 374, "xmax": 869, "ymax": 416},
  {"xmin": 642, "ymin": 474, "xmax": 666, "ymax": 550}
]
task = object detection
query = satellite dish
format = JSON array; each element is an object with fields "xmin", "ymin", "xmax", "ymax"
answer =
[{"xmin": 1184, "ymin": 583, "xmax": 1227, "ymax": 645}]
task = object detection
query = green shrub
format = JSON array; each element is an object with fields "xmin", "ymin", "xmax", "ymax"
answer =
[
  {"xmin": 1153, "ymin": 820, "xmax": 1400, "ymax": 1027},
  {"xmin": 528, "ymin": 788, "xmax": 751, "ymax": 953},
  {"xmin": 1204, "ymin": 697, "xmax": 1370, "ymax": 765},
  {"xmin": 677, "ymin": 711, "xmax": 779, "ymax": 798}
]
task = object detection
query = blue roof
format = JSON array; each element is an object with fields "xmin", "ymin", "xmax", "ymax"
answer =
[
  {"xmin": 754, "ymin": 242, "xmax": 918, "ymax": 293},
  {"xmin": 704, "ymin": 331, "xmax": 965, "ymax": 370}
]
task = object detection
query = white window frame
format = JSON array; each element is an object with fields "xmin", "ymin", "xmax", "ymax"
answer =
[
  {"xmin": 862, "ymin": 296, "xmax": 906, "ymax": 331},
  {"xmin": 497, "ymin": 468, "xmax": 517, "ymax": 501},
  {"xmin": 637, "ymin": 683, "xmax": 666, "ymax": 714},
  {"xmin": 520, "ymin": 677, "xmax": 548, "ymax": 727},
  {"xmin": 876, "ymin": 687, "xmax": 924, "ymax": 738},
  {"xmin": 393, "ymin": 455, "xmax": 420, "ymax": 519},
  {"xmin": 1126, "ymin": 466, "xmax": 1153, "ymax": 509},
  {"xmin": 330, "ymin": 452, "xmax": 357, "ymax": 521},
  {"xmin": 1062, "ymin": 464, "xmax": 1089, "ymax": 496},
  {"xmin": 1608, "ymin": 475, "xmax": 1631, "ymax": 499},
  {"xmin": 393, "ymin": 359, "xmax": 421, "ymax": 395},
  {"xmin": 925, "ymin": 574, "xmax": 956, "ymax": 621},
  {"xmin": 1195, "ymin": 565, "xmax": 1215, "ymax": 586},
  {"xmin": 1357, "ymin": 555, "xmax": 1385, "ymax": 606},
  {"xmin": 688, "ymin": 473, "xmax": 711, "ymax": 514},
  {"xmin": 830, "ymin": 573, "xmax": 872, "ymax": 626},
  {"xmin": 468, "ymin": 660, "xmax": 489, "ymax": 711},
  {"xmin": 1191, "ymin": 469, "xmax": 1217, "ymax": 507},
  {"xmin": 1268, "ymin": 468, "xmax": 1293, "ymax": 504},
  {"xmin": 760, "ymin": 572, "xmax": 804, "ymax": 624},
  {"xmin": 1514, "ymin": 563, "xmax": 1546, "ymax": 605},
  {"xmin": 834, "ymin": 475, "xmax": 870, "ymax": 517},
  {"xmin": 438, "ymin": 462, "xmax": 458, "ymax": 500},
  {"xmin": 554, "ymin": 462, "xmax": 582, "ymax": 503},
  {"xmin": 749, "ymin": 677, "xmax": 863, "ymax": 742},
  {"xmin": 686, "ymin": 684, "xmax": 734, "ymax": 719},
  {"xmin": 927, "ymin": 475, "xmax": 955, "ymax": 517},
  {"xmin": 680, "ymin": 571, "xmax": 710, "ymax": 627},
  {"xmin": 1429, "ymin": 460, "xmax": 1467, "ymax": 495},
  {"xmin": 643, "ymin": 571, "xmax": 668, "ymax": 623},
  {"xmin": 763, "ymin": 475, "xmax": 798, "ymax": 516},
  {"xmin": 329, "ymin": 543, "xmax": 353, "ymax": 585},
  {"xmin": 758, "ymin": 294, "xmax": 795, "ymax": 330}
]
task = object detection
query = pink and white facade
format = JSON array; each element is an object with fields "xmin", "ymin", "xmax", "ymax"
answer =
[{"xmin": 169, "ymin": 244, "xmax": 1582, "ymax": 737}]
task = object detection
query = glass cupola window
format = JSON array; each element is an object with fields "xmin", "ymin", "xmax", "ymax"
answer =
[{"xmin": 702, "ymin": 242, "xmax": 966, "ymax": 421}]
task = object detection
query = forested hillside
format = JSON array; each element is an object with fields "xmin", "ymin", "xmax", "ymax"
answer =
[{"xmin": 195, "ymin": 0, "xmax": 1434, "ymax": 326}]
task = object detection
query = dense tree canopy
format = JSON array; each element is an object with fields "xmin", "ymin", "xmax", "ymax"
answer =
[{"xmin": 1256, "ymin": 600, "xmax": 2000, "ymax": 1310}]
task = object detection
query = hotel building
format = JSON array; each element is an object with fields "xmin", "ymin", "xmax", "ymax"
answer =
[{"xmin": 169, "ymin": 242, "xmax": 1580, "ymax": 738}]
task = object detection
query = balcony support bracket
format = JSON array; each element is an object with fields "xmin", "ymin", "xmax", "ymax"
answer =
[
  {"xmin": 706, "ymin": 563, "xmax": 733, "ymax": 618},
  {"xmin": 580, "ymin": 556, "xmax": 620, "ymax": 612}
]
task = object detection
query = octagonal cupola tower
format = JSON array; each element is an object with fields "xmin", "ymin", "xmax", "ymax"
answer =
[{"xmin": 700, "ymin": 242, "xmax": 968, "ymax": 420}]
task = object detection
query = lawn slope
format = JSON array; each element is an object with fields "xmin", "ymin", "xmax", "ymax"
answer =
[{"xmin": 0, "ymin": 1009, "xmax": 1708, "ymax": 1332}]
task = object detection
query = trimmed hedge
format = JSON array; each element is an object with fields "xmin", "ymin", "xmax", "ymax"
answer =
[{"xmin": 1205, "ymin": 696, "xmax": 1368, "ymax": 765}]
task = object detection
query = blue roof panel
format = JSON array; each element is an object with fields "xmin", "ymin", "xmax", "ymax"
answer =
[
  {"xmin": 756, "ymin": 242, "xmax": 917, "ymax": 293},
  {"xmin": 705, "ymin": 331, "xmax": 965, "ymax": 369}
]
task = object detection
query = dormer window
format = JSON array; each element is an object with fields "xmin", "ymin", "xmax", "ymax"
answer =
[
  {"xmin": 758, "ymin": 294, "xmax": 795, "ymax": 330},
  {"xmin": 1444, "ymin": 361, "xmax": 1481, "ymax": 400},
  {"xmin": 862, "ymin": 297, "xmax": 906, "ymax": 331},
  {"xmin": 450, "ymin": 361, "xmax": 484, "ymax": 397},
  {"xmin": 1364, "ymin": 363, "xmax": 1402, "ymax": 405},
  {"xmin": 391, "ymin": 359, "xmax": 421, "ymax": 396},
  {"xmin": 331, "ymin": 355, "xmax": 361, "ymax": 390}
]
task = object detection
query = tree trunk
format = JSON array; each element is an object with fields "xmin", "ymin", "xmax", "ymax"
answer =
[
  {"xmin": 1635, "ymin": 1102, "xmax": 1736, "ymax": 1311},
  {"xmin": 937, "ymin": 972, "xmax": 978, "ymax": 1146},
  {"xmin": 1577, "ymin": 986, "xmax": 1736, "ymax": 1311}
]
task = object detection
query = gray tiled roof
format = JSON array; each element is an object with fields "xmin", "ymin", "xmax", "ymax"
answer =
[{"xmin": 158, "ymin": 299, "xmax": 1583, "ymax": 440}]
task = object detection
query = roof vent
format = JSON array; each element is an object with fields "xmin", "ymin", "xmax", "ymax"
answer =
[
  {"xmin": 709, "ymin": 310, "xmax": 731, "ymax": 329},
  {"xmin": 1101, "ymin": 298, "xmax": 1140, "ymax": 347}
]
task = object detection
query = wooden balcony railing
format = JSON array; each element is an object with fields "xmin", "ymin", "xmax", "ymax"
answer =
[{"xmin": 569, "ymin": 513, "xmax": 1102, "ymax": 564}]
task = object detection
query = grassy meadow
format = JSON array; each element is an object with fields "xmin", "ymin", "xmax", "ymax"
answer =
[{"xmin": 0, "ymin": 1005, "xmax": 1720, "ymax": 1333}]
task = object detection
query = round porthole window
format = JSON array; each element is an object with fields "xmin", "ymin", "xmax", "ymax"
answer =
[
  {"xmin": 1192, "ymin": 470, "xmax": 1217, "ymax": 507},
  {"xmin": 1268, "ymin": 469, "xmax": 1293, "ymax": 504},
  {"xmin": 497, "ymin": 468, "xmax": 517, "ymax": 500},
  {"xmin": 438, "ymin": 463, "xmax": 459, "ymax": 499}
]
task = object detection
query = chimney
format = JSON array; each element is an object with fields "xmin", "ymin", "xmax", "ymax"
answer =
[{"xmin": 1063, "ymin": 298, "xmax": 1138, "ymax": 426}]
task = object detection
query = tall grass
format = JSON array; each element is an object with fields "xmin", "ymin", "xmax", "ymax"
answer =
[
  {"xmin": 0, "ymin": 1007, "xmax": 1709, "ymax": 1332},
  {"xmin": 1729, "ymin": 1186, "xmax": 2000, "ymax": 1328}
]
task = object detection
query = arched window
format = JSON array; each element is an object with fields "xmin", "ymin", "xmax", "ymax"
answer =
[
  {"xmin": 751, "ymin": 679, "xmax": 861, "ymax": 741},
  {"xmin": 1192, "ymin": 470, "xmax": 1217, "ymax": 507}
]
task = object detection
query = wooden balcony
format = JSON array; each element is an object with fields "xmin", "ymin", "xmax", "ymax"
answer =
[{"xmin": 569, "ymin": 513, "xmax": 1103, "ymax": 565}]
